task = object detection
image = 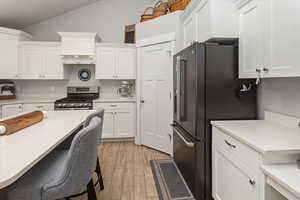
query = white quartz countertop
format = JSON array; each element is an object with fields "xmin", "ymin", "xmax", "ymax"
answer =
[
  {"xmin": 211, "ymin": 120, "xmax": 300, "ymax": 154},
  {"xmin": 0, "ymin": 110, "xmax": 94, "ymax": 189},
  {"xmin": 93, "ymin": 97, "xmax": 136, "ymax": 103},
  {"xmin": 0, "ymin": 96, "xmax": 61, "ymax": 105},
  {"xmin": 0, "ymin": 96, "xmax": 136, "ymax": 106},
  {"xmin": 262, "ymin": 164, "xmax": 300, "ymax": 199}
]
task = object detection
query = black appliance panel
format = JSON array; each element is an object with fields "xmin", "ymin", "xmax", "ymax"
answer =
[{"xmin": 174, "ymin": 45, "xmax": 197, "ymax": 138}]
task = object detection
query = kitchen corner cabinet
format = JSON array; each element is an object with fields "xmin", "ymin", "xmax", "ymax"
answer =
[
  {"xmin": 181, "ymin": 0, "xmax": 238, "ymax": 48},
  {"xmin": 238, "ymin": 0, "xmax": 300, "ymax": 78},
  {"xmin": 96, "ymin": 47, "xmax": 136, "ymax": 80},
  {"xmin": 94, "ymin": 102, "xmax": 136, "ymax": 139},
  {"xmin": 19, "ymin": 42, "xmax": 68, "ymax": 80},
  {"xmin": 212, "ymin": 127, "xmax": 260, "ymax": 200},
  {"xmin": 1, "ymin": 104, "xmax": 23, "ymax": 118}
]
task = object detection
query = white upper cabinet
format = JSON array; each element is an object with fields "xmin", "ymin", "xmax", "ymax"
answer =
[
  {"xmin": 180, "ymin": 0, "xmax": 238, "ymax": 49},
  {"xmin": 19, "ymin": 42, "xmax": 67, "ymax": 80},
  {"xmin": 117, "ymin": 48, "xmax": 136, "ymax": 79},
  {"xmin": 238, "ymin": 0, "xmax": 300, "ymax": 78},
  {"xmin": 0, "ymin": 27, "xmax": 32, "ymax": 79},
  {"xmin": 96, "ymin": 48, "xmax": 116, "ymax": 79},
  {"xmin": 182, "ymin": 15, "xmax": 197, "ymax": 47},
  {"xmin": 238, "ymin": 0, "xmax": 266, "ymax": 78},
  {"xmin": 96, "ymin": 45, "xmax": 136, "ymax": 80}
]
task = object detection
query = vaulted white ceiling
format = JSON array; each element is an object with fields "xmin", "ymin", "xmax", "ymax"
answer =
[{"xmin": 0, "ymin": 0, "xmax": 100, "ymax": 29}]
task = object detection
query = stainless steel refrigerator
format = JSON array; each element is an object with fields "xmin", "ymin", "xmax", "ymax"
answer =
[{"xmin": 172, "ymin": 41, "xmax": 257, "ymax": 200}]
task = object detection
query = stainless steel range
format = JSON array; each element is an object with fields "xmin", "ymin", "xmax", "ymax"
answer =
[{"xmin": 55, "ymin": 86, "xmax": 100, "ymax": 110}]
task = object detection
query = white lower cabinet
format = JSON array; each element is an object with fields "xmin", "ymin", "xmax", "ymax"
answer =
[
  {"xmin": 212, "ymin": 127, "xmax": 260, "ymax": 200},
  {"xmin": 94, "ymin": 102, "xmax": 136, "ymax": 139},
  {"xmin": 1, "ymin": 104, "xmax": 23, "ymax": 118},
  {"xmin": 22, "ymin": 103, "xmax": 54, "ymax": 112}
]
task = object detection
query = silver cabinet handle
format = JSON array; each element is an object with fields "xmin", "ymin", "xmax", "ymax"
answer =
[
  {"xmin": 110, "ymin": 104, "xmax": 117, "ymax": 107},
  {"xmin": 224, "ymin": 140, "xmax": 236, "ymax": 149},
  {"xmin": 35, "ymin": 106, "xmax": 44, "ymax": 108},
  {"xmin": 174, "ymin": 128, "xmax": 194, "ymax": 148},
  {"xmin": 249, "ymin": 180, "xmax": 256, "ymax": 186}
]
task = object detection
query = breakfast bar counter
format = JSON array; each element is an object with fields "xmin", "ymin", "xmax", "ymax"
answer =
[{"xmin": 0, "ymin": 110, "xmax": 94, "ymax": 189}]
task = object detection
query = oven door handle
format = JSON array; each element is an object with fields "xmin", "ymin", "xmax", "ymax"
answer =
[{"xmin": 174, "ymin": 127, "xmax": 194, "ymax": 148}]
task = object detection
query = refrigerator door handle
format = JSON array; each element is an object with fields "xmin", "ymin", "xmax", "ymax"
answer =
[
  {"xmin": 176, "ymin": 56, "xmax": 181, "ymax": 122},
  {"xmin": 179, "ymin": 58, "xmax": 187, "ymax": 121},
  {"xmin": 174, "ymin": 127, "xmax": 194, "ymax": 148}
]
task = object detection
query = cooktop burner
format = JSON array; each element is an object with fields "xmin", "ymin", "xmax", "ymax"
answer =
[{"xmin": 54, "ymin": 86, "xmax": 99, "ymax": 110}]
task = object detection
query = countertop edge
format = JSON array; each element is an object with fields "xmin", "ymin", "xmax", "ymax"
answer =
[
  {"xmin": 261, "ymin": 164, "xmax": 300, "ymax": 199},
  {"xmin": 211, "ymin": 121, "xmax": 300, "ymax": 155}
]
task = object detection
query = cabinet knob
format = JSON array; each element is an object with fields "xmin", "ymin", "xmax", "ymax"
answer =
[
  {"xmin": 140, "ymin": 99, "xmax": 145, "ymax": 104},
  {"xmin": 256, "ymin": 69, "xmax": 261, "ymax": 73},
  {"xmin": 263, "ymin": 68, "xmax": 269, "ymax": 73},
  {"xmin": 249, "ymin": 180, "xmax": 256, "ymax": 186}
]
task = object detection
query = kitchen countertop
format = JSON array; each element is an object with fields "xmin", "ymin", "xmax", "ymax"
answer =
[
  {"xmin": 0, "ymin": 96, "xmax": 137, "ymax": 106},
  {"xmin": 0, "ymin": 96, "xmax": 61, "ymax": 105},
  {"xmin": 211, "ymin": 119, "xmax": 300, "ymax": 154},
  {"xmin": 0, "ymin": 110, "xmax": 94, "ymax": 189},
  {"xmin": 262, "ymin": 164, "xmax": 300, "ymax": 199}
]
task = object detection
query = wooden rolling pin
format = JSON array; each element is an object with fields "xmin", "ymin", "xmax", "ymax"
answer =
[{"xmin": 0, "ymin": 111, "xmax": 45, "ymax": 136}]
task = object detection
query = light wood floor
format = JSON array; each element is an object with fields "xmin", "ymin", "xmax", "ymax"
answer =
[{"xmin": 73, "ymin": 142, "xmax": 170, "ymax": 200}]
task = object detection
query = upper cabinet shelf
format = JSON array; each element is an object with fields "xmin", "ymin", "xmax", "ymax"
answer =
[
  {"xmin": 96, "ymin": 44, "xmax": 136, "ymax": 80},
  {"xmin": 238, "ymin": 0, "xmax": 300, "ymax": 79}
]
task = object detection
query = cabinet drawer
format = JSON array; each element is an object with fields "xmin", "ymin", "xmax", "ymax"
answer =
[
  {"xmin": 23, "ymin": 103, "xmax": 54, "ymax": 112},
  {"xmin": 213, "ymin": 127, "xmax": 260, "ymax": 172},
  {"xmin": 94, "ymin": 102, "xmax": 134, "ymax": 111}
]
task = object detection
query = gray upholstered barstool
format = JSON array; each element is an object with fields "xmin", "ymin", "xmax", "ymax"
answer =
[{"xmin": 6, "ymin": 117, "xmax": 102, "ymax": 200}]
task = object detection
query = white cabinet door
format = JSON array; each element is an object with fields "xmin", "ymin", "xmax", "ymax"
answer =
[
  {"xmin": 96, "ymin": 48, "xmax": 116, "ymax": 79},
  {"xmin": 183, "ymin": 15, "xmax": 197, "ymax": 48},
  {"xmin": 265, "ymin": 0, "xmax": 300, "ymax": 77},
  {"xmin": 0, "ymin": 33, "xmax": 19, "ymax": 79},
  {"xmin": 195, "ymin": 0, "xmax": 211, "ymax": 43},
  {"xmin": 102, "ymin": 110, "xmax": 115, "ymax": 138},
  {"xmin": 22, "ymin": 103, "xmax": 54, "ymax": 112},
  {"xmin": 139, "ymin": 42, "xmax": 173, "ymax": 154},
  {"xmin": 2, "ymin": 104, "xmax": 23, "ymax": 118},
  {"xmin": 44, "ymin": 47, "xmax": 64, "ymax": 79},
  {"xmin": 114, "ymin": 109, "xmax": 135, "ymax": 138},
  {"xmin": 19, "ymin": 46, "xmax": 44, "ymax": 79},
  {"xmin": 238, "ymin": 0, "xmax": 266, "ymax": 78},
  {"xmin": 116, "ymin": 48, "xmax": 136, "ymax": 79},
  {"xmin": 213, "ymin": 148, "xmax": 258, "ymax": 200}
]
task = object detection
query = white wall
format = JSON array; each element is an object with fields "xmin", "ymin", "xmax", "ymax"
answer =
[
  {"xmin": 23, "ymin": 0, "xmax": 154, "ymax": 42},
  {"xmin": 258, "ymin": 78, "xmax": 300, "ymax": 119},
  {"xmin": 15, "ymin": 65, "xmax": 135, "ymax": 98}
]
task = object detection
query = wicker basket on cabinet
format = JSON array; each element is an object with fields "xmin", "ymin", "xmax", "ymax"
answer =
[{"xmin": 169, "ymin": 0, "xmax": 191, "ymax": 12}]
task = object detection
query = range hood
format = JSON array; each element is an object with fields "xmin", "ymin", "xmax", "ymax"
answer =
[{"xmin": 58, "ymin": 32, "xmax": 100, "ymax": 64}]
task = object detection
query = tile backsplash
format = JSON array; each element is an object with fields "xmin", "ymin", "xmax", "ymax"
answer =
[{"xmin": 15, "ymin": 65, "xmax": 135, "ymax": 98}]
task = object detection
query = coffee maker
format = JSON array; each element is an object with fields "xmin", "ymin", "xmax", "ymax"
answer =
[{"xmin": 0, "ymin": 81, "xmax": 16, "ymax": 100}]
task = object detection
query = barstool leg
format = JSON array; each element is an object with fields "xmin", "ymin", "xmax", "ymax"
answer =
[
  {"xmin": 87, "ymin": 179, "xmax": 97, "ymax": 200},
  {"xmin": 95, "ymin": 157, "xmax": 104, "ymax": 190}
]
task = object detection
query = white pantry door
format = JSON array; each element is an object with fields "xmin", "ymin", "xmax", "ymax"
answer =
[{"xmin": 139, "ymin": 42, "xmax": 173, "ymax": 155}]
